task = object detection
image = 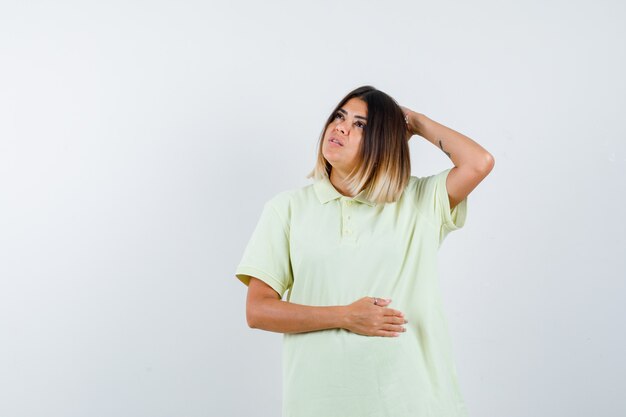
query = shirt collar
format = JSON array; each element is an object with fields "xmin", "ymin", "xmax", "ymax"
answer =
[{"xmin": 313, "ymin": 176, "xmax": 376, "ymax": 207}]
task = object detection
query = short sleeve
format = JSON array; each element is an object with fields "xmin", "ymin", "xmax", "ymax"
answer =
[
  {"xmin": 234, "ymin": 200, "xmax": 294, "ymax": 299},
  {"xmin": 416, "ymin": 168, "xmax": 468, "ymax": 246}
]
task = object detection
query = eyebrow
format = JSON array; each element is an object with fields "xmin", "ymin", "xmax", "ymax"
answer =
[{"xmin": 338, "ymin": 108, "xmax": 367, "ymax": 121}]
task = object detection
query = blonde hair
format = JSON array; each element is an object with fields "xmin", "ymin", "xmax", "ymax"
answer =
[{"xmin": 306, "ymin": 85, "xmax": 411, "ymax": 205}]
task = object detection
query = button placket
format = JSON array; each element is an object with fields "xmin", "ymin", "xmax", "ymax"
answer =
[{"xmin": 341, "ymin": 198, "xmax": 354, "ymax": 237}]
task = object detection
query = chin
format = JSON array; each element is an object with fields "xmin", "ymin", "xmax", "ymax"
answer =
[{"xmin": 322, "ymin": 152, "xmax": 338, "ymax": 164}]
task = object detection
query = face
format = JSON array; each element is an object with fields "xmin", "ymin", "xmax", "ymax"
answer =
[{"xmin": 322, "ymin": 97, "xmax": 368, "ymax": 176}]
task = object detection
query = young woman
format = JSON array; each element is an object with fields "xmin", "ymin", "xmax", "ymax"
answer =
[{"xmin": 235, "ymin": 85, "xmax": 494, "ymax": 417}]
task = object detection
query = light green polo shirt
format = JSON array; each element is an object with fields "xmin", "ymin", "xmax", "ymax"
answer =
[{"xmin": 235, "ymin": 167, "xmax": 469, "ymax": 417}]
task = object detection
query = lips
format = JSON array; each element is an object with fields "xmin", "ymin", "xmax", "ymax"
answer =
[{"xmin": 329, "ymin": 136, "xmax": 344, "ymax": 146}]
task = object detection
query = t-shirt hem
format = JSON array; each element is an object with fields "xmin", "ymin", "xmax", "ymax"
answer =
[
  {"xmin": 235, "ymin": 265, "xmax": 288, "ymax": 298},
  {"xmin": 439, "ymin": 168, "xmax": 468, "ymax": 230}
]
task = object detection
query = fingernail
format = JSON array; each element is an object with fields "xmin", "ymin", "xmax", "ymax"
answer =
[{"xmin": 404, "ymin": 320, "xmax": 408, "ymax": 324}]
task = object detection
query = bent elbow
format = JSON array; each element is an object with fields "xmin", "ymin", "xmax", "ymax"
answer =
[
  {"xmin": 474, "ymin": 152, "xmax": 495, "ymax": 175},
  {"xmin": 483, "ymin": 153, "xmax": 495, "ymax": 172},
  {"xmin": 246, "ymin": 305, "xmax": 258, "ymax": 329}
]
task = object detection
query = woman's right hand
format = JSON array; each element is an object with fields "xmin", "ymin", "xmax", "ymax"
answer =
[{"xmin": 341, "ymin": 297, "xmax": 408, "ymax": 337}]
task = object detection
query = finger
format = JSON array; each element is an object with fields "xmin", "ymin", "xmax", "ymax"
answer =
[
  {"xmin": 387, "ymin": 316, "xmax": 408, "ymax": 325},
  {"xmin": 383, "ymin": 308, "xmax": 404, "ymax": 317},
  {"xmin": 375, "ymin": 329, "xmax": 401, "ymax": 337},
  {"xmin": 381, "ymin": 324, "xmax": 406, "ymax": 333}
]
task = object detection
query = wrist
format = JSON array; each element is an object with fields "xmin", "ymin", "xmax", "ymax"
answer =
[
  {"xmin": 335, "ymin": 305, "xmax": 350, "ymax": 330},
  {"xmin": 409, "ymin": 112, "xmax": 428, "ymax": 137}
]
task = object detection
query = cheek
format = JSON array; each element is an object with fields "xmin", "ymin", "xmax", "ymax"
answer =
[
  {"xmin": 351, "ymin": 134, "xmax": 363, "ymax": 149},
  {"xmin": 347, "ymin": 143, "xmax": 361, "ymax": 158}
]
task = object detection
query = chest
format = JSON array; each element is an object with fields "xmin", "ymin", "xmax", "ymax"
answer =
[{"xmin": 288, "ymin": 199, "xmax": 436, "ymax": 273}]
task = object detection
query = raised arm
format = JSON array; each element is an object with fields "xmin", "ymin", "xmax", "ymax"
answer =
[
  {"xmin": 401, "ymin": 107, "xmax": 495, "ymax": 210},
  {"xmin": 246, "ymin": 277, "xmax": 408, "ymax": 337}
]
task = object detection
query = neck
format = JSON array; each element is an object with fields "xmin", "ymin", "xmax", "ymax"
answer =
[{"xmin": 329, "ymin": 167, "xmax": 355, "ymax": 197}]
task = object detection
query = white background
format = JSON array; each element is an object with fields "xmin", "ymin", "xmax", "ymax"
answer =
[{"xmin": 1, "ymin": 1, "xmax": 624, "ymax": 416}]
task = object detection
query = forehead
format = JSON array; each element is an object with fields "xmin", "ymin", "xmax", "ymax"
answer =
[
  {"xmin": 342, "ymin": 97, "xmax": 367, "ymax": 114},
  {"xmin": 339, "ymin": 97, "xmax": 368, "ymax": 119}
]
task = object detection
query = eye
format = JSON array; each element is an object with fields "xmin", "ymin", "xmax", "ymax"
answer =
[{"xmin": 333, "ymin": 112, "xmax": 366, "ymax": 129}]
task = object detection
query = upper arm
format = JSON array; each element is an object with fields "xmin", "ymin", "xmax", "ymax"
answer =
[
  {"xmin": 234, "ymin": 199, "xmax": 294, "ymax": 299},
  {"xmin": 247, "ymin": 276, "xmax": 281, "ymax": 301},
  {"xmin": 446, "ymin": 157, "xmax": 494, "ymax": 210},
  {"xmin": 246, "ymin": 276, "xmax": 281, "ymax": 327}
]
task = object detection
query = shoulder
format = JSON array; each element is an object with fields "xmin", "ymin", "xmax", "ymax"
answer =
[
  {"xmin": 412, "ymin": 168, "xmax": 451, "ymax": 186},
  {"xmin": 409, "ymin": 168, "xmax": 452, "ymax": 197},
  {"xmin": 264, "ymin": 182, "xmax": 315, "ymax": 219},
  {"xmin": 402, "ymin": 173, "xmax": 433, "ymax": 199},
  {"xmin": 403, "ymin": 169, "xmax": 455, "ymax": 218}
]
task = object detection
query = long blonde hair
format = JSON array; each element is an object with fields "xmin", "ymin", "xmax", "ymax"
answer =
[{"xmin": 306, "ymin": 85, "xmax": 411, "ymax": 205}]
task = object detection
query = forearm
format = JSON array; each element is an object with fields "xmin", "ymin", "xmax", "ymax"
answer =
[
  {"xmin": 409, "ymin": 112, "xmax": 493, "ymax": 170},
  {"xmin": 248, "ymin": 298, "xmax": 347, "ymax": 334}
]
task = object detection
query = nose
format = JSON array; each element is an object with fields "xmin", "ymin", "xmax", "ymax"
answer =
[{"xmin": 335, "ymin": 120, "xmax": 348, "ymax": 135}]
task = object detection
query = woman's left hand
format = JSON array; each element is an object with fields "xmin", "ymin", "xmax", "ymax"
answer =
[{"xmin": 399, "ymin": 105, "xmax": 423, "ymax": 141}]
